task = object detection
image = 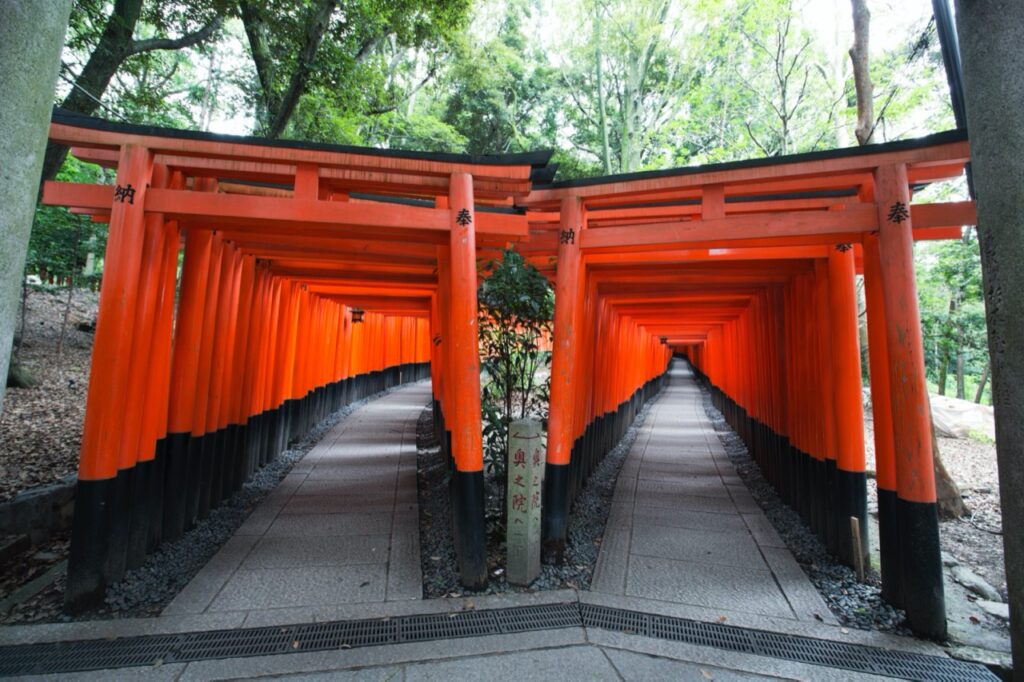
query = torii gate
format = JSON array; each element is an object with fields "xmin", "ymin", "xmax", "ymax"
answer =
[
  {"xmin": 519, "ymin": 130, "xmax": 973, "ymax": 640},
  {"xmin": 42, "ymin": 111, "xmax": 975, "ymax": 641},
  {"xmin": 41, "ymin": 110, "xmax": 550, "ymax": 610}
]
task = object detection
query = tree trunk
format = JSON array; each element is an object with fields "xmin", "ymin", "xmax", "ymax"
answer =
[
  {"xmin": 594, "ymin": 12, "xmax": 612, "ymax": 175},
  {"xmin": 955, "ymin": 348, "xmax": 966, "ymax": 400},
  {"xmin": 240, "ymin": 0, "xmax": 339, "ymax": 138},
  {"xmin": 975, "ymin": 360, "xmax": 989, "ymax": 404},
  {"xmin": 41, "ymin": 0, "xmax": 221, "ymax": 181},
  {"xmin": 937, "ymin": 348, "xmax": 949, "ymax": 396},
  {"xmin": 849, "ymin": 0, "xmax": 874, "ymax": 144},
  {"xmin": 956, "ymin": 0, "xmax": 1024, "ymax": 671},
  {"xmin": 0, "ymin": 0, "xmax": 73, "ymax": 417},
  {"xmin": 56, "ymin": 279, "xmax": 73, "ymax": 365}
]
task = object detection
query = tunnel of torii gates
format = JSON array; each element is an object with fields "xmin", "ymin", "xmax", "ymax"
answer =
[{"xmin": 39, "ymin": 109, "xmax": 976, "ymax": 639}]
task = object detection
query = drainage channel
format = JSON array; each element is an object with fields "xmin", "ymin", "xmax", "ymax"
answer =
[{"xmin": 0, "ymin": 602, "xmax": 996, "ymax": 680}]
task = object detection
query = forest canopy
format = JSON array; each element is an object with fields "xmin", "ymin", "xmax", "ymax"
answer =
[{"xmin": 36, "ymin": 0, "xmax": 987, "ymax": 402}]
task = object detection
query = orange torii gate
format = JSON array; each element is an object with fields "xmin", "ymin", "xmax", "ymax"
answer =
[
  {"xmin": 520, "ymin": 130, "xmax": 973, "ymax": 640},
  {"xmin": 40, "ymin": 110, "xmax": 551, "ymax": 609},
  {"xmin": 41, "ymin": 109, "xmax": 975, "ymax": 641}
]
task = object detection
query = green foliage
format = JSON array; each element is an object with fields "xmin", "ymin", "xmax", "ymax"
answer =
[
  {"xmin": 28, "ymin": 157, "xmax": 109, "ymax": 287},
  {"xmin": 477, "ymin": 248, "xmax": 554, "ymax": 484},
  {"xmin": 916, "ymin": 227, "xmax": 989, "ymax": 402}
]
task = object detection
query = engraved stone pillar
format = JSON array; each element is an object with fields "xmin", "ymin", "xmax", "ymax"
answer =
[{"xmin": 507, "ymin": 419, "xmax": 544, "ymax": 585}]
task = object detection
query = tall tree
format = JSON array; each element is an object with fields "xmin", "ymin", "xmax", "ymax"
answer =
[
  {"xmin": 848, "ymin": 0, "xmax": 873, "ymax": 144},
  {"xmin": 956, "ymin": 0, "xmax": 1024, "ymax": 669},
  {"xmin": 42, "ymin": 0, "xmax": 224, "ymax": 180},
  {"xmin": 237, "ymin": 0, "xmax": 470, "ymax": 139},
  {"xmin": 848, "ymin": 0, "xmax": 965, "ymax": 520},
  {"xmin": 1, "ymin": 0, "xmax": 73, "ymax": 412}
]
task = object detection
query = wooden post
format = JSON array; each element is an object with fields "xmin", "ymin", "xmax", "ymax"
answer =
[
  {"xmin": 447, "ymin": 172, "xmax": 486, "ymax": 589},
  {"xmin": 66, "ymin": 145, "xmax": 152, "ymax": 612},
  {"xmin": 862, "ymin": 234, "xmax": 903, "ymax": 608},
  {"xmin": 163, "ymin": 227, "xmax": 213, "ymax": 540},
  {"xmin": 827, "ymin": 246, "xmax": 869, "ymax": 569},
  {"xmin": 874, "ymin": 163, "xmax": 945, "ymax": 639},
  {"xmin": 543, "ymin": 195, "xmax": 583, "ymax": 563}
]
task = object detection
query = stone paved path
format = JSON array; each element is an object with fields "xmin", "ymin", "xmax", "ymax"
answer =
[
  {"xmin": 2, "ymin": 371, "xmax": 958, "ymax": 680},
  {"xmin": 162, "ymin": 381, "xmax": 430, "ymax": 620},
  {"xmin": 592, "ymin": 362, "xmax": 838, "ymax": 626}
]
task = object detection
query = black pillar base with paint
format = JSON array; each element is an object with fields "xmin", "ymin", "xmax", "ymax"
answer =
[
  {"xmin": 103, "ymin": 466, "xmax": 134, "ymax": 584},
  {"xmin": 451, "ymin": 469, "xmax": 487, "ymax": 590},
  {"xmin": 877, "ymin": 487, "xmax": 904, "ymax": 609},
  {"xmin": 896, "ymin": 497, "xmax": 946, "ymax": 640},
  {"xmin": 65, "ymin": 477, "xmax": 114, "ymax": 613},
  {"xmin": 541, "ymin": 462, "xmax": 570, "ymax": 564},
  {"xmin": 836, "ymin": 467, "xmax": 869, "ymax": 569},
  {"xmin": 161, "ymin": 431, "xmax": 190, "ymax": 541}
]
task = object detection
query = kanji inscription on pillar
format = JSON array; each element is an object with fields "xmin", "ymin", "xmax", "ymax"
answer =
[{"xmin": 506, "ymin": 418, "xmax": 544, "ymax": 585}]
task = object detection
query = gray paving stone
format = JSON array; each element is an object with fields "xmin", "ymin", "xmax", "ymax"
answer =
[
  {"xmin": 606, "ymin": 502, "xmax": 634, "ymax": 530},
  {"xmin": 635, "ymin": 476, "xmax": 732, "ymax": 499},
  {"xmin": 210, "ymin": 564, "xmax": 387, "ymax": 611},
  {"xmin": 162, "ymin": 558, "xmax": 240, "ymax": 616},
  {"xmin": 760, "ymin": 546, "xmax": 838, "ymax": 624},
  {"xmin": 630, "ymin": 524, "xmax": 767, "ymax": 569},
  {"xmin": 293, "ymin": 478, "xmax": 396, "ymax": 496},
  {"xmin": 403, "ymin": 645, "xmax": 619, "ymax": 681},
  {"xmin": 602, "ymin": 648, "xmax": 774, "ymax": 681},
  {"xmin": 625, "ymin": 554, "xmax": 794, "ymax": 618},
  {"xmin": 244, "ymin": 534, "xmax": 389, "ymax": 569},
  {"xmin": 741, "ymin": 513, "xmax": 787, "ymax": 549},
  {"xmin": 386, "ymin": 530, "xmax": 423, "ymax": 601},
  {"xmin": 264, "ymin": 511, "xmax": 394, "ymax": 537},
  {"xmin": 235, "ymin": 508, "xmax": 281, "ymax": 536},
  {"xmin": 632, "ymin": 504, "xmax": 747, "ymax": 533},
  {"xmin": 279, "ymin": 493, "xmax": 396, "ymax": 515},
  {"xmin": 591, "ymin": 528, "xmax": 631, "ymax": 595},
  {"xmin": 637, "ymin": 489, "xmax": 738, "ymax": 515}
]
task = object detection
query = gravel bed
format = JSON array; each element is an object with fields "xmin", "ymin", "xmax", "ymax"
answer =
[
  {"xmin": 1, "ymin": 386, "xmax": 402, "ymax": 624},
  {"xmin": 698, "ymin": 383, "xmax": 910, "ymax": 635},
  {"xmin": 417, "ymin": 393, "xmax": 660, "ymax": 598}
]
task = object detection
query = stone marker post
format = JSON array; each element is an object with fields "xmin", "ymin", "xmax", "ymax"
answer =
[{"xmin": 507, "ymin": 419, "xmax": 544, "ymax": 585}]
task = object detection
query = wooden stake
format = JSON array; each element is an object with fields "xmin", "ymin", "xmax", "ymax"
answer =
[{"xmin": 850, "ymin": 516, "xmax": 865, "ymax": 582}]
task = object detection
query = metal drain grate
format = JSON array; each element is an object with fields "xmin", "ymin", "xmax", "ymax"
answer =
[
  {"xmin": 0, "ymin": 601, "xmax": 997, "ymax": 679},
  {"xmin": 580, "ymin": 603, "xmax": 997, "ymax": 681},
  {"xmin": 495, "ymin": 602, "xmax": 582, "ymax": 633},
  {"xmin": 399, "ymin": 609, "xmax": 500, "ymax": 642}
]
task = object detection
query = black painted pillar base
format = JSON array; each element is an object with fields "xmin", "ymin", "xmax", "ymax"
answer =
[
  {"xmin": 184, "ymin": 434, "xmax": 204, "ymax": 529},
  {"xmin": 451, "ymin": 469, "xmax": 487, "ymax": 590},
  {"xmin": 65, "ymin": 477, "xmax": 113, "ymax": 613},
  {"xmin": 541, "ymin": 462, "xmax": 570, "ymax": 564},
  {"xmin": 126, "ymin": 457, "xmax": 152, "ymax": 570},
  {"xmin": 147, "ymin": 439, "xmax": 166, "ymax": 552},
  {"xmin": 104, "ymin": 467, "xmax": 134, "ymax": 584},
  {"xmin": 836, "ymin": 467, "xmax": 869, "ymax": 569},
  {"xmin": 877, "ymin": 488, "xmax": 904, "ymax": 609},
  {"xmin": 161, "ymin": 432, "xmax": 189, "ymax": 541},
  {"xmin": 896, "ymin": 497, "xmax": 947, "ymax": 640}
]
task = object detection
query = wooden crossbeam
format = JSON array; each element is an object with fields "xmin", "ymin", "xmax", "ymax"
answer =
[{"xmin": 41, "ymin": 181, "xmax": 529, "ymax": 239}]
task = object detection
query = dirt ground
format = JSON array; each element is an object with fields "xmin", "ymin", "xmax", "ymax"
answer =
[
  {"xmin": 865, "ymin": 412, "xmax": 1010, "ymax": 656},
  {"xmin": 0, "ymin": 287, "xmax": 97, "ymax": 501}
]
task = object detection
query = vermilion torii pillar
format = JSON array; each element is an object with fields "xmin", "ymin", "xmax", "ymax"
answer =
[
  {"xmin": 447, "ymin": 172, "xmax": 487, "ymax": 589},
  {"xmin": 862, "ymin": 233, "xmax": 903, "ymax": 608},
  {"xmin": 874, "ymin": 163, "xmax": 946, "ymax": 639},
  {"xmin": 543, "ymin": 196, "xmax": 583, "ymax": 563},
  {"xmin": 66, "ymin": 145, "xmax": 153, "ymax": 612},
  {"xmin": 827, "ymin": 246, "xmax": 869, "ymax": 569}
]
